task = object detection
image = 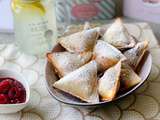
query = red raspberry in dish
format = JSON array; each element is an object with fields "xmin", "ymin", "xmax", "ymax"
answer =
[
  {"xmin": 13, "ymin": 80, "xmax": 23, "ymax": 88},
  {"xmin": 0, "ymin": 78, "xmax": 26, "ymax": 104},
  {"xmin": 8, "ymin": 87, "xmax": 21, "ymax": 99},
  {"xmin": 0, "ymin": 79, "xmax": 12, "ymax": 93},
  {"xmin": 0, "ymin": 94, "xmax": 8, "ymax": 104}
]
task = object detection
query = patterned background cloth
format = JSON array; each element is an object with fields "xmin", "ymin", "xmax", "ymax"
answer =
[
  {"xmin": 0, "ymin": 23, "xmax": 160, "ymax": 120},
  {"xmin": 56, "ymin": 0, "xmax": 116, "ymax": 23}
]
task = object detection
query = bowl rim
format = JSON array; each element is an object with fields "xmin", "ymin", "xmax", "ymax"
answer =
[
  {"xmin": 45, "ymin": 53, "xmax": 152, "ymax": 106},
  {"xmin": 0, "ymin": 69, "xmax": 30, "ymax": 106}
]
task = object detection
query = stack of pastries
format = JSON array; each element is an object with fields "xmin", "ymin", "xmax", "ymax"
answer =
[{"xmin": 47, "ymin": 18, "xmax": 149, "ymax": 103}]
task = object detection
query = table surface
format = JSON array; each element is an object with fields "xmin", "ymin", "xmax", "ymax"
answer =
[{"xmin": 0, "ymin": 20, "xmax": 160, "ymax": 120}]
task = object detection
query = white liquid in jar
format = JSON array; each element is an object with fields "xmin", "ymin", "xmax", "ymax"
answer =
[{"xmin": 12, "ymin": 0, "xmax": 57, "ymax": 56}]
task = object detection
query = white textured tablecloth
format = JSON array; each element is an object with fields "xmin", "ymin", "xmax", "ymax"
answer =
[{"xmin": 0, "ymin": 23, "xmax": 160, "ymax": 120}]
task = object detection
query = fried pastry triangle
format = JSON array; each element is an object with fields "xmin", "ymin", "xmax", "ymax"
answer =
[
  {"xmin": 47, "ymin": 51, "xmax": 92, "ymax": 77},
  {"xmin": 59, "ymin": 29, "xmax": 99, "ymax": 53},
  {"xmin": 93, "ymin": 40, "xmax": 126, "ymax": 71},
  {"xmin": 124, "ymin": 40, "xmax": 149, "ymax": 70},
  {"xmin": 120, "ymin": 62, "xmax": 141, "ymax": 90},
  {"xmin": 98, "ymin": 61, "xmax": 121, "ymax": 101},
  {"xmin": 53, "ymin": 61, "xmax": 99, "ymax": 103},
  {"xmin": 103, "ymin": 18, "xmax": 136, "ymax": 50}
]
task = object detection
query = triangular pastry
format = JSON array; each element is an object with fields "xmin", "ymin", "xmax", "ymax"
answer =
[
  {"xmin": 59, "ymin": 29, "xmax": 99, "ymax": 53},
  {"xmin": 53, "ymin": 61, "xmax": 99, "ymax": 103},
  {"xmin": 98, "ymin": 61, "xmax": 121, "ymax": 101},
  {"xmin": 47, "ymin": 51, "xmax": 92, "ymax": 77},
  {"xmin": 120, "ymin": 63, "xmax": 141, "ymax": 90},
  {"xmin": 124, "ymin": 40, "xmax": 149, "ymax": 70},
  {"xmin": 103, "ymin": 18, "xmax": 136, "ymax": 50},
  {"xmin": 93, "ymin": 40, "xmax": 126, "ymax": 72}
]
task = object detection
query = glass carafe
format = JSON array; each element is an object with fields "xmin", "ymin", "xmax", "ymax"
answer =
[{"xmin": 12, "ymin": 0, "xmax": 57, "ymax": 57}]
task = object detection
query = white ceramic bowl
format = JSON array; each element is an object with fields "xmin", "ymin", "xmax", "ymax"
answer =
[{"xmin": 0, "ymin": 69, "xmax": 30, "ymax": 114}]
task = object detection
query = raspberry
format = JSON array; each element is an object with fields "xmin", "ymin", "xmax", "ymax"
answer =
[
  {"xmin": 0, "ymin": 94, "xmax": 8, "ymax": 104},
  {"xmin": 0, "ymin": 80, "xmax": 11, "ymax": 93},
  {"xmin": 14, "ymin": 98, "xmax": 21, "ymax": 104},
  {"xmin": 10, "ymin": 100, "xmax": 14, "ymax": 104},
  {"xmin": 13, "ymin": 80, "xmax": 23, "ymax": 88},
  {"xmin": 18, "ymin": 93, "xmax": 26, "ymax": 103},
  {"xmin": 0, "ymin": 78, "xmax": 26, "ymax": 104},
  {"xmin": 8, "ymin": 87, "xmax": 21, "ymax": 99}
]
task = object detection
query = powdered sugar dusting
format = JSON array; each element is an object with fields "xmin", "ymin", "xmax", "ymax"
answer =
[
  {"xmin": 53, "ymin": 60, "xmax": 99, "ymax": 103},
  {"xmin": 52, "ymin": 52, "xmax": 92, "ymax": 76},
  {"xmin": 94, "ymin": 40, "xmax": 126, "ymax": 61},
  {"xmin": 103, "ymin": 19, "xmax": 134, "ymax": 48}
]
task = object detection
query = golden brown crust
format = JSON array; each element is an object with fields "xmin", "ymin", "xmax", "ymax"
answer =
[
  {"xmin": 59, "ymin": 29, "xmax": 99, "ymax": 53},
  {"xmin": 103, "ymin": 18, "xmax": 136, "ymax": 50},
  {"xmin": 47, "ymin": 53, "xmax": 65, "ymax": 77},
  {"xmin": 124, "ymin": 40, "xmax": 149, "ymax": 70},
  {"xmin": 47, "ymin": 52, "xmax": 93, "ymax": 78},
  {"xmin": 93, "ymin": 55, "xmax": 118, "ymax": 72},
  {"xmin": 120, "ymin": 62, "xmax": 141, "ymax": 90},
  {"xmin": 93, "ymin": 40, "xmax": 126, "ymax": 72},
  {"xmin": 53, "ymin": 61, "xmax": 99, "ymax": 103},
  {"xmin": 98, "ymin": 61, "xmax": 121, "ymax": 101}
]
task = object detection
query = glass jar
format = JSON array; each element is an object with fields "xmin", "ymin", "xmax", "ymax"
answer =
[{"xmin": 12, "ymin": 0, "xmax": 57, "ymax": 57}]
